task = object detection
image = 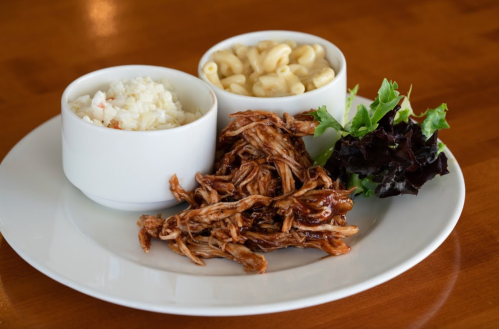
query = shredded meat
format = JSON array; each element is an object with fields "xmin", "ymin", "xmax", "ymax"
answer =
[{"xmin": 137, "ymin": 110, "xmax": 358, "ymax": 273}]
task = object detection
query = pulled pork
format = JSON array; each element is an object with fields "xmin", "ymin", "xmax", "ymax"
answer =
[{"xmin": 138, "ymin": 110, "xmax": 358, "ymax": 273}]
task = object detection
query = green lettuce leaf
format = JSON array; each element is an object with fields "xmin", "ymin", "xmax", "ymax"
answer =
[
  {"xmin": 308, "ymin": 105, "xmax": 345, "ymax": 138},
  {"xmin": 394, "ymin": 86, "xmax": 431, "ymax": 125},
  {"xmin": 344, "ymin": 84, "xmax": 359, "ymax": 123},
  {"xmin": 348, "ymin": 174, "xmax": 376, "ymax": 197},
  {"xmin": 349, "ymin": 104, "xmax": 378, "ymax": 138},
  {"xmin": 394, "ymin": 85, "xmax": 413, "ymax": 124},
  {"xmin": 421, "ymin": 103, "xmax": 450, "ymax": 140},
  {"xmin": 437, "ymin": 141, "xmax": 446, "ymax": 155},
  {"xmin": 313, "ymin": 146, "xmax": 334, "ymax": 166},
  {"xmin": 369, "ymin": 79, "xmax": 404, "ymax": 124}
]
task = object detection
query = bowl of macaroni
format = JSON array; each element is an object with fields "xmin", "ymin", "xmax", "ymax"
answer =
[
  {"xmin": 198, "ymin": 30, "xmax": 347, "ymax": 157},
  {"xmin": 62, "ymin": 65, "xmax": 218, "ymax": 211}
]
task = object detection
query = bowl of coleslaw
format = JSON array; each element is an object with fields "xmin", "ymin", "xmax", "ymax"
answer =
[{"xmin": 61, "ymin": 65, "xmax": 218, "ymax": 211}]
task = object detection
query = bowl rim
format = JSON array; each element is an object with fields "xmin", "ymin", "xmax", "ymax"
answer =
[
  {"xmin": 197, "ymin": 30, "xmax": 346, "ymax": 102},
  {"xmin": 61, "ymin": 65, "xmax": 218, "ymax": 135}
]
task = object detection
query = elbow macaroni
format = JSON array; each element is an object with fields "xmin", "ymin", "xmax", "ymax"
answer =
[
  {"xmin": 202, "ymin": 40, "xmax": 336, "ymax": 97},
  {"xmin": 276, "ymin": 65, "xmax": 305, "ymax": 95},
  {"xmin": 263, "ymin": 44, "xmax": 292, "ymax": 73},
  {"xmin": 313, "ymin": 67, "xmax": 335, "ymax": 89},
  {"xmin": 203, "ymin": 62, "xmax": 223, "ymax": 89}
]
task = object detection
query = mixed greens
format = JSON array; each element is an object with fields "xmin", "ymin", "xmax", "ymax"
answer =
[{"xmin": 309, "ymin": 79, "xmax": 450, "ymax": 198}]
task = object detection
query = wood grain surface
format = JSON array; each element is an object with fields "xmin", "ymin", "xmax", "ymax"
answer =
[{"xmin": 1, "ymin": 0, "xmax": 499, "ymax": 328}]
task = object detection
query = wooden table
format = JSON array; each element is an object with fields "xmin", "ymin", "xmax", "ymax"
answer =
[{"xmin": 1, "ymin": 0, "xmax": 498, "ymax": 327}]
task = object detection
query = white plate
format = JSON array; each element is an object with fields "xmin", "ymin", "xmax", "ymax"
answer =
[{"xmin": 0, "ymin": 96, "xmax": 465, "ymax": 316}]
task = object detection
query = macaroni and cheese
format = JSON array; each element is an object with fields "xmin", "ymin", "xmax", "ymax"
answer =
[{"xmin": 203, "ymin": 40, "xmax": 336, "ymax": 97}]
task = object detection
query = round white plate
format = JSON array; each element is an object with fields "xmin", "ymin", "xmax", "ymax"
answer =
[{"xmin": 0, "ymin": 96, "xmax": 465, "ymax": 316}]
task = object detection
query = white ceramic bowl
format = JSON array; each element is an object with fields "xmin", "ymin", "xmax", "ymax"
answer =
[
  {"xmin": 198, "ymin": 30, "xmax": 346, "ymax": 157},
  {"xmin": 61, "ymin": 65, "xmax": 217, "ymax": 211}
]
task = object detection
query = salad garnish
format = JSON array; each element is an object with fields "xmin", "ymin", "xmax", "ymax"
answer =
[{"xmin": 309, "ymin": 79, "xmax": 451, "ymax": 198}]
